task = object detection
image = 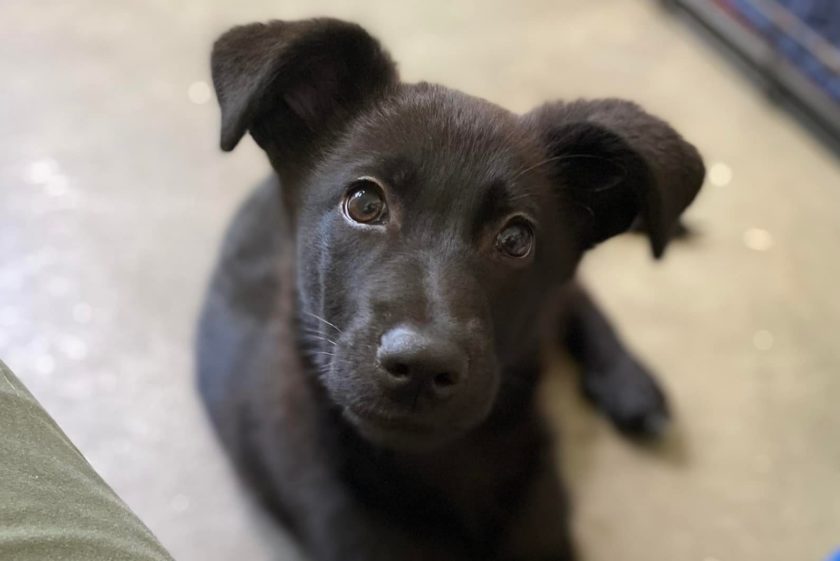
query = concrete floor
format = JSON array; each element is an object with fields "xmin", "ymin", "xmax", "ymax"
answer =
[{"xmin": 1, "ymin": 1, "xmax": 838, "ymax": 560}]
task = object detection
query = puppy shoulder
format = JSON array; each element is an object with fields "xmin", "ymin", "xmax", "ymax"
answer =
[
  {"xmin": 196, "ymin": 174, "xmax": 294, "ymax": 444},
  {"xmin": 210, "ymin": 175, "xmax": 289, "ymax": 317}
]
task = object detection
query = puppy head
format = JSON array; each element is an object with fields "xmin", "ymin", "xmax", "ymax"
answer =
[{"xmin": 212, "ymin": 19, "xmax": 705, "ymax": 451}]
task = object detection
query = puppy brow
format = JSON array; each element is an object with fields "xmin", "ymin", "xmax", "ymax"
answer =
[
  {"xmin": 376, "ymin": 156, "xmax": 418, "ymax": 191},
  {"xmin": 474, "ymin": 179, "xmax": 517, "ymax": 230}
]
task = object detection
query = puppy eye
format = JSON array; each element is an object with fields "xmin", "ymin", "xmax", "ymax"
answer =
[
  {"xmin": 343, "ymin": 178, "xmax": 388, "ymax": 225},
  {"xmin": 496, "ymin": 219, "xmax": 534, "ymax": 259}
]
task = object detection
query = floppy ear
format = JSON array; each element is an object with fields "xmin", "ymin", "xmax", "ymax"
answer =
[
  {"xmin": 211, "ymin": 18, "xmax": 398, "ymax": 161},
  {"xmin": 524, "ymin": 99, "xmax": 705, "ymax": 257}
]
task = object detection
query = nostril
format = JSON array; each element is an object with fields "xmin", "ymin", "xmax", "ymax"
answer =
[
  {"xmin": 388, "ymin": 362, "xmax": 411, "ymax": 378},
  {"xmin": 433, "ymin": 372, "xmax": 457, "ymax": 388}
]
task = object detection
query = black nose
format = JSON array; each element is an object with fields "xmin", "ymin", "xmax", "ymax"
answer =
[{"xmin": 377, "ymin": 326, "xmax": 467, "ymax": 403}]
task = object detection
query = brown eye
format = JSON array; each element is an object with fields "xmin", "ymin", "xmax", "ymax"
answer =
[
  {"xmin": 496, "ymin": 220, "xmax": 534, "ymax": 258},
  {"xmin": 343, "ymin": 179, "xmax": 387, "ymax": 224}
]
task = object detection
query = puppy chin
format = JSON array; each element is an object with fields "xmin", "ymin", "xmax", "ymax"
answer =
[{"xmin": 342, "ymin": 408, "xmax": 466, "ymax": 453}]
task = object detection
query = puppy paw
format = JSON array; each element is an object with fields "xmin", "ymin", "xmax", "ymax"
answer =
[{"xmin": 581, "ymin": 355, "xmax": 670, "ymax": 438}]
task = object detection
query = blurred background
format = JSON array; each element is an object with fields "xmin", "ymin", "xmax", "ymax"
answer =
[{"xmin": 1, "ymin": 1, "xmax": 839, "ymax": 560}]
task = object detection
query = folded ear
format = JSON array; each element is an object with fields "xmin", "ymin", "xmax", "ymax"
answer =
[
  {"xmin": 524, "ymin": 99, "xmax": 705, "ymax": 257},
  {"xmin": 211, "ymin": 18, "xmax": 398, "ymax": 160}
]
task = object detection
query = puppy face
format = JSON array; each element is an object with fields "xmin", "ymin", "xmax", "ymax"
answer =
[
  {"xmin": 294, "ymin": 86, "xmax": 573, "ymax": 449},
  {"xmin": 211, "ymin": 19, "xmax": 704, "ymax": 451}
]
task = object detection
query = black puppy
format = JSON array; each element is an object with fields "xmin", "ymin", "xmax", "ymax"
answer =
[{"xmin": 198, "ymin": 18, "xmax": 704, "ymax": 561}]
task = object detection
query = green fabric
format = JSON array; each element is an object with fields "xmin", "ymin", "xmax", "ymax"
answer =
[{"xmin": 0, "ymin": 360, "xmax": 175, "ymax": 561}]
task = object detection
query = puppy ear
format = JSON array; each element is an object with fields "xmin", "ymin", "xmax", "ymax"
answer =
[
  {"xmin": 211, "ymin": 18, "xmax": 398, "ymax": 158},
  {"xmin": 524, "ymin": 99, "xmax": 705, "ymax": 257}
]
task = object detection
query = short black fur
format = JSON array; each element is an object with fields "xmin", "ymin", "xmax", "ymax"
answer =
[{"xmin": 198, "ymin": 18, "xmax": 705, "ymax": 561}]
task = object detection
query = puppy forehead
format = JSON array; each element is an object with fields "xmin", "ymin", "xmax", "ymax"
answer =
[{"xmin": 341, "ymin": 84, "xmax": 542, "ymax": 194}]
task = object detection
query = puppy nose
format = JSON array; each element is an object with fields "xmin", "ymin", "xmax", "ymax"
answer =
[{"xmin": 377, "ymin": 326, "xmax": 467, "ymax": 401}]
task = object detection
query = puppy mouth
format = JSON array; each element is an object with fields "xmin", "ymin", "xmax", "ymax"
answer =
[
  {"xmin": 343, "ymin": 407, "xmax": 457, "ymax": 451},
  {"xmin": 343, "ymin": 407, "xmax": 435, "ymax": 434}
]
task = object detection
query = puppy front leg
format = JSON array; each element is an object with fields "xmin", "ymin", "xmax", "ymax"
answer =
[
  {"xmin": 301, "ymin": 495, "xmax": 471, "ymax": 561},
  {"xmin": 264, "ymin": 455, "xmax": 470, "ymax": 561},
  {"xmin": 499, "ymin": 459, "xmax": 576, "ymax": 561},
  {"xmin": 562, "ymin": 282, "xmax": 670, "ymax": 437}
]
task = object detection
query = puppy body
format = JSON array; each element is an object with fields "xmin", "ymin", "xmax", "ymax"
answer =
[
  {"xmin": 198, "ymin": 19, "xmax": 704, "ymax": 561},
  {"xmin": 199, "ymin": 180, "xmax": 568, "ymax": 560}
]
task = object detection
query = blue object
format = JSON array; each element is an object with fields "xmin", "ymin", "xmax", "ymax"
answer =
[{"xmin": 726, "ymin": 0, "xmax": 840, "ymax": 101}]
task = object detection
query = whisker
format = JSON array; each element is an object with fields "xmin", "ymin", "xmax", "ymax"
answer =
[
  {"xmin": 299, "ymin": 332, "xmax": 338, "ymax": 346},
  {"xmin": 300, "ymin": 310, "xmax": 343, "ymax": 334},
  {"xmin": 510, "ymin": 153, "xmax": 626, "ymax": 183},
  {"xmin": 510, "ymin": 155, "xmax": 567, "ymax": 181},
  {"xmin": 308, "ymin": 350, "xmax": 341, "ymax": 357}
]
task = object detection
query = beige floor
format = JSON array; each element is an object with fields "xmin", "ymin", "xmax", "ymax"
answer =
[{"xmin": 1, "ymin": 1, "xmax": 839, "ymax": 560}]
